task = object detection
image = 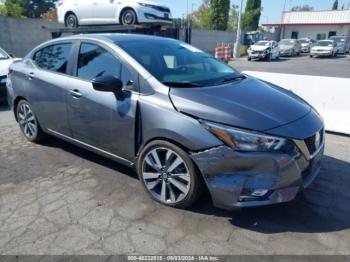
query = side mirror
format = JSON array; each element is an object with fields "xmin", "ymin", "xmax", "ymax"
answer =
[
  {"xmin": 9, "ymin": 54, "xmax": 14, "ymax": 58},
  {"xmin": 92, "ymin": 75, "xmax": 123, "ymax": 93}
]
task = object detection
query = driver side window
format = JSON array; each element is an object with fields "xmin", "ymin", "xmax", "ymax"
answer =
[{"xmin": 77, "ymin": 43, "xmax": 121, "ymax": 81}]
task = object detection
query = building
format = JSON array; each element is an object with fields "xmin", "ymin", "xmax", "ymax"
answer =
[{"xmin": 263, "ymin": 9, "xmax": 350, "ymax": 40}]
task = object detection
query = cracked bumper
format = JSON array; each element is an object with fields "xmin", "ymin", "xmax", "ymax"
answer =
[{"xmin": 191, "ymin": 144, "xmax": 324, "ymax": 210}]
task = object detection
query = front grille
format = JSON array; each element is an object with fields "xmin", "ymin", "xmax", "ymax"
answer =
[{"xmin": 304, "ymin": 129, "xmax": 324, "ymax": 155}]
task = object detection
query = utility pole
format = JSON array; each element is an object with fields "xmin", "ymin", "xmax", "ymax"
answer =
[
  {"xmin": 186, "ymin": 0, "xmax": 190, "ymax": 43},
  {"xmin": 234, "ymin": 0, "xmax": 244, "ymax": 58}
]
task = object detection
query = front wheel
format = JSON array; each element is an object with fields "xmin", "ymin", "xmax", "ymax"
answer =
[
  {"xmin": 120, "ymin": 9, "xmax": 137, "ymax": 25},
  {"xmin": 16, "ymin": 100, "xmax": 46, "ymax": 143},
  {"xmin": 137, "ymin": 140, "xmax": 203, "ymax": 209}
]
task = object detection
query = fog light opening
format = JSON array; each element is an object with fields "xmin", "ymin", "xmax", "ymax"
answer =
[{"xmin": 239, "ymin": 189, "xmax": 270, "ymax": 202}]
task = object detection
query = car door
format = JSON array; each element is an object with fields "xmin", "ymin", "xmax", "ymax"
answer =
[
  {"xmin": 90, "ymin": 0, "xmax": 118, "ymax": 22},
  {"xmin": 72, "ymin": 0, "xmax": 95, "ymax": 24},
  {"xmin": 66, "ymin": 41, "xmax": 139, "ymax": 160},
  {"xmin": 29, "ymin": 42, "xmax": 74, "ymax": 136}
]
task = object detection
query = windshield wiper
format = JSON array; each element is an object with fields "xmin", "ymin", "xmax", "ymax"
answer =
[
  {"xmin": 218, "ymin": 75, "xmax": 246, "ymax": 84},
  {"xmin": 162, "ymin": 81, "xmax": 203, "ymax": 87}
]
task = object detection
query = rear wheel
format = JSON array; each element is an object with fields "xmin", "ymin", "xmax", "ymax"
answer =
[
  {"xmin": 65, "ymin": 13, "xmax": 78, "ymax": 28},
  {"xmin": 120, "ymin": 9, "xmax": 137, "ymax": 25},
  {"xmin": 137, "ymin": 140, "xmax": 203, "ymax": 209},
  {"xmin": 16, "ymin": 100, "xmax": 46, "ymax": 143},
  {"xmin": 247, "ymin": 56, "xmax": 252, "ymax": 61}
]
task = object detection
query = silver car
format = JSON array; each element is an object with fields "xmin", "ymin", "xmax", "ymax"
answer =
[
  {"xmin": 329, "ymin": 36, "xmax": 350, "ymax": 54},
  {"xmin": 7, "ymin": 34, "xmax": 325, "ymax": 210},
  {"xmin": 279, "ymin": 39, "xmax": 302, "ymax": 56}
]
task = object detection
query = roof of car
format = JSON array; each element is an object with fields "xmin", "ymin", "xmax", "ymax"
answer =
[{"xmin": 56, "ymin": 33, "xmax": 176, "ymax": 44}]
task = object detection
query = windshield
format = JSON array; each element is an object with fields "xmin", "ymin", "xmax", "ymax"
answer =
[
  {"xmin": 316, "ymin": 41, "xmax": 333, "ymax": 47},
  {"xmin": 280, "ymin": 40, "xmax": 295, "ymax": 45},
  {"xmin": 330, "ymin": 37, "xmax": 345, "ymax": 43},
  {"xmin": 255, "ymin": 41, "xmax": 270, "ymax": 46},
  {"xmin": 118, "ymin": 40, "xmax": 240, "ymax": 87},
  {"xmin": 299, "ymin": 39, "xmax": 309, "ymax": 44},
  {"xmin": 0, "ymin": 49, "xmax": 10, "ymax": 60}
]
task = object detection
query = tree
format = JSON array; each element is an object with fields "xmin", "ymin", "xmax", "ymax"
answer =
[
  {"xmin": 0, "ymin": 0, "xmax": 57, "ymax": 18},
  {"xmin": 210, "ymin": 0, "xmax": 230, "ymax": 31},
  {"xmin": 0, "ymin": 0, "xmax": 26, "ymax": 18},
  {"xmin": 291, "ymin": 5, "xmax": 314, "ymax": 11},
  {"xmin": 332, "ymin": 0, "xmax": 338, "ymax": 10},
  {"xmin": 191, "ymin": 0, "xmax": 211, "ymax": 29},
  {"xmin": 242, "ymin": 0, "xmax": 262, "ymax": 31}
]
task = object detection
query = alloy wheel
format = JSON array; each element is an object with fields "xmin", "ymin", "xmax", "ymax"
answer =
[
  {"xmin": 18, "ymin": 103, "xmax": 37, "ymax": 139},
  {"xmin": 122, "ymin": 11, "xmax": 136, "ymax": 25},
  {"xmin": 141, "ymin": 147, "xmax": 191, "ymax": 204}
]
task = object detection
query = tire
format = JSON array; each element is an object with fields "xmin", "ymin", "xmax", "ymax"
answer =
[
  {"xmin": 266, "ymin": 53, "xmax": 272, "ymax": 62},
  {"xmin": 120, "ymin": 9, "xmax": 137, "ymax": 25},
  {"xmin": 16, "ymin": 100, "xmax": 46, "ymax": 143},
  {"xmin": 291, "ymin": 50, "xmax": 295, "ymax": 57},
  {"xmin": 310, "ymin": 55, "xmax": 313, "ymax": 58},
  {"xmin": 137, "ymin": 140, "xmax": 204, "ymax": 209},
  {"xmin": 247, "ymin": 57, "xmax": 251, "ymax": 61},
  {"xmin": 65, "ymin": 13, "xmax": 78, "ymax": 28}
]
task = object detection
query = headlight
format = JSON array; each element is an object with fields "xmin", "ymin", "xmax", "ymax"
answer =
[
  {"xmin": 138, "ymin": 2, "xmax": 153, "ymax": 8},
  {"xmin": 201, "ymin": 120, "xmax": 288, "ymax": 152}
]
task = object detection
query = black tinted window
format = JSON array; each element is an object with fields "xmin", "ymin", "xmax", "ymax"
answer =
[
  {"xmin": 77, "ymin": 43, "xmax": 120, "ymax": 81},
  {"xmin": 33, "ymin": 43, "xmax": 72, "ymax": 73}
]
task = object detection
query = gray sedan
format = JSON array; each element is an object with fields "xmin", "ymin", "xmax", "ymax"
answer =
[{"xmin": 6, "ymin": 34, "xmax": 325, "ymax": 210}]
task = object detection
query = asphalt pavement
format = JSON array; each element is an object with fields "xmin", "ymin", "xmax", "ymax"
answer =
[
  {"xmin": 231, "ymin": 53, "xmax": 350, "ymax": 78},
  {"xmin": 0, "ymin": 103, "xmax": 350, "ymax": 255}
]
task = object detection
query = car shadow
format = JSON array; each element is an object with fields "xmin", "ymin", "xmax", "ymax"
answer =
[
  {"xmin": 42, "ymin": 136, "xmax": 138, "ymax": 180},
  {"xmin": 189, "ymin": 155, "xmax": 350, "ymax": 234},
  {"xmin": 0, "ymin": 102, "xmax": 10, "ymax": 112}
]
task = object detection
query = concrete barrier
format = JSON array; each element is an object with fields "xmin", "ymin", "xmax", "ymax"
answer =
[{"xmin": 242, "ymin": 71, "xmax": 350, "ymax": 135}]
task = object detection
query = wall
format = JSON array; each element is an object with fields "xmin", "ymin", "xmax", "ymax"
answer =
[
  {"xmin": 0, "ymin": 15, "xmax": 61, "ymax": 57},
  {"xmin": 243, "ymin": 71, "xmax": 350, "ymax": 135},
  {"xmin": 191, "ymin": 29, "xmax": 237, "ymax": 54},
  {"xmin": 282, "ymin": 25, "xmax": 350, "ymax": 39}
]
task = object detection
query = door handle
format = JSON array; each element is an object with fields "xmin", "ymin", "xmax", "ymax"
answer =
[
  {"xmin": 70, "ymin": 89, "xmax": 82, "ymax": 98},
  {"xmin": 26, "ymin": 72, "xmax": 35, "ymax": 80}
]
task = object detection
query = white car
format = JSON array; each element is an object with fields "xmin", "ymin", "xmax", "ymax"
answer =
[
  {"xmin": 0, "ymin": 48, "xmax": 14, "ymax": 100},
  {"xmin": 247, "ymin": 41, "xmax": 280, "ymax": 61},
  {"xmin": 310, "ymin": 40, "xmax": 339, "ymax": 58},
  {"xmin": 57, "ymin": 0, "xmax": 173, "ymax": 28}
]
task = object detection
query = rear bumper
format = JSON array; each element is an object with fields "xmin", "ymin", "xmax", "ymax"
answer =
[{"xmin": 191, "ymin": 141, "xmax": 324, "ymax": 210}]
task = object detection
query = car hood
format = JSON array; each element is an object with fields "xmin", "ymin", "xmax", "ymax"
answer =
[
  {"xmin": 301, "ymin": 43, "xmax": 310, "ymax": 47},
  {"xmin": 0, "ymin": 58, "xmax": 13, "ymax": 76},
  {"xmin": 313, "ymin": 46, "xmax": 332, "ymax": 51},
  {"xmin": 169, "ymin": 77, "xmax": 311, "ymax": 132},
  {"xmin": 138, "ymin": 0, "xmax": 167, "ymax": 6},
  {"xmin": 250, "ymin": 45, "xmax": 269, "ymax": 51}
]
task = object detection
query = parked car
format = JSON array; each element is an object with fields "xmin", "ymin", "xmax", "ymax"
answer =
[
  {"xmin": 299, "ymin": 38, "xmax": 315, "ymax": 53},
  {"xmin": 7, "ymin": 34, "xmax": 325, "ymax": 210},
  {"xmin": 0, "ymin": 47, "xmax": 14, "ymax": 101},
  {"xmin": 247, "ymin": 40, "xmax": 280, "ymax": 61},
  {"xmin": 329, "ymin": 36, "xmax": 350, "ymax": 54},
  {"xmin": 279, "ymin": 39, "xmax": 301, "ymax": 56},
  {"xmin": 57, "ymin": 0, "xmax": 172, "ymax": 28},
  {"xmin": 310, "ymin": 40, "xmax": 339, "ymax": 58}
]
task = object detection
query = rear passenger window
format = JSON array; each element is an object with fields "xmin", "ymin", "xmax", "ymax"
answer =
[
  {"xmin": 33, "ymin": 43, "xmax": 72, "ymax": 74},
  {"xmin": 77, "ymin": 43, "xmax": 121, "ymax": 81}
]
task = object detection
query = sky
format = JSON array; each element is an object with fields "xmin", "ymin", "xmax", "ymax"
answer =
[{"xmin": 154, "ymin": 0, "xmax": 350, "ymax": 24}]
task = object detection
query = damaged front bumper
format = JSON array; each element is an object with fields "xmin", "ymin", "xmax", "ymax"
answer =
[{"xmin": 191, "ymin": 143, "xmax": 324, "ymax": 210}]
